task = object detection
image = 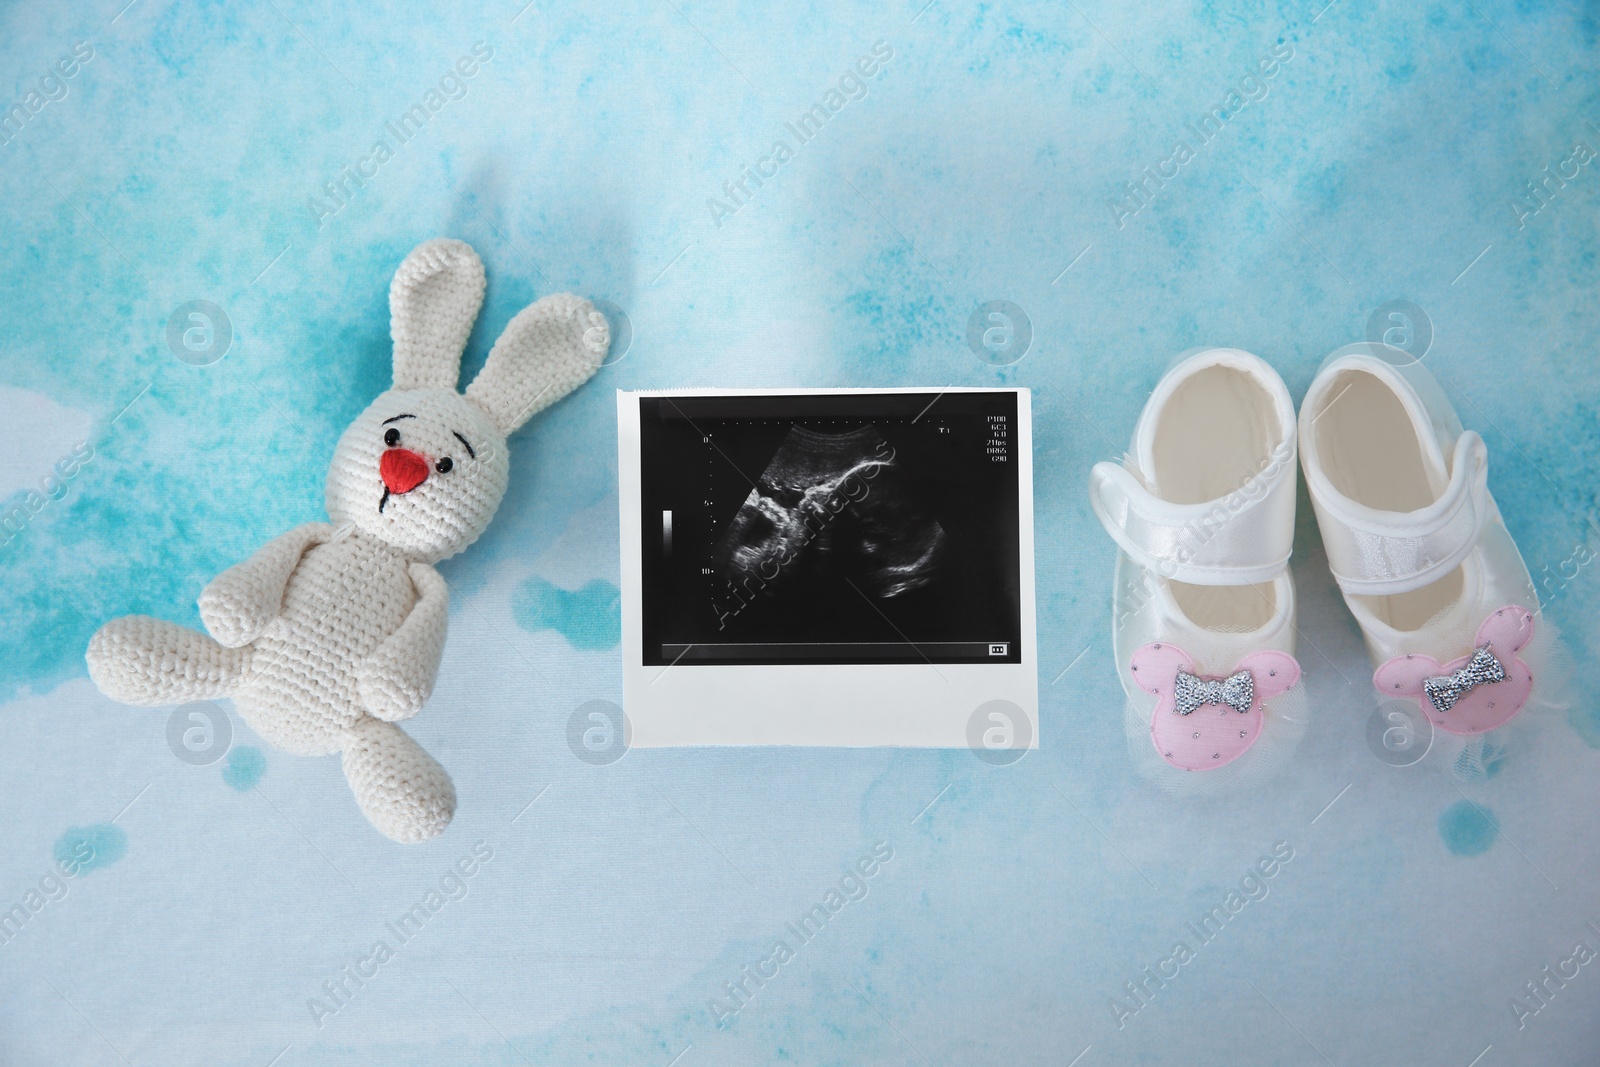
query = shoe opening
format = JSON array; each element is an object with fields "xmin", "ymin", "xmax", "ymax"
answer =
[
  {"xmin": 1170, "ymin": 579, "xmax": 1278, "ymax": 633},
  {"xmin": 1352, "ymin": 567, "xmax": 1465, "ymax": 633},
  {"xmin": 1311, "ymin": 367, "xmax": 1465, "ymax": 632},
  {"xmin": 1309, "ymin": 368, "xmax": 1437, "ymax": 511},
  {"xmin": 1151, "ymin": 364, "xmax": 1282, "ymax": 504}
]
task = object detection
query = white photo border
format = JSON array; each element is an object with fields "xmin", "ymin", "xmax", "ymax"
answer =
[{"xmin": 617, "ymin": 387, "xmax": 1039, "ymax": 748}]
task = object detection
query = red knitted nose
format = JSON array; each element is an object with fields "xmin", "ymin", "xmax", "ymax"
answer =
[{"xmin": 380, "ymin": 448, "xmax": 429, "ymax": 495}]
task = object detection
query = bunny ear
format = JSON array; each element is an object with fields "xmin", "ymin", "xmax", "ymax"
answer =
[
  {"xmin": 464, "ymin": 293, "xmax": 608, "ymax": 436},
  {"xmin": 390, "ymin": 238, "xmax": 487, "ymax": 391}
]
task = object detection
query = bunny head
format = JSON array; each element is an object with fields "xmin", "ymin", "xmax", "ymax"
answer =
[{"xmin": 325, "ymin": 239, "xmax": 609, "ymax": 561}]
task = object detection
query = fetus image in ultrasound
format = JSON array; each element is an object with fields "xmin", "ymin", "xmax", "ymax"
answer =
[{"xmin": 710, "ymin": 425, "xmax": 946, "ymax": 626}]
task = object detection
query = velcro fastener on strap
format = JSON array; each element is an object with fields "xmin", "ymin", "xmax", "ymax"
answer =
[
  {"xmin": 1318, "ymin": 432, "xmax": 1491, "ymax": 596},
  {"xmin": 1089, "ymin": 444, "xmax": 1297, "ymax": 586}
]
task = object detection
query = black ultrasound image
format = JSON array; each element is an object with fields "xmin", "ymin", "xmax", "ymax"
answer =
[
  {"xmin": 638, "ymin": 392, "xmax": 1021, "ymax": 666},
  {"xmin": 712, "ymin": 425, "xmax": 947, "ymax": 610}
]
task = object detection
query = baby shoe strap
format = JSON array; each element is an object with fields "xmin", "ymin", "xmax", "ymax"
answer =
[
  {"xmin": 1089, "ymin": 447, "xmax": 1296, "ymax": 586},
  {"xmin": 1318, "ymin": 431, "xmax": 1491, "ymax": 596}
]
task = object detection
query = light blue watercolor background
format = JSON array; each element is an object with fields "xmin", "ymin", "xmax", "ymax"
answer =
[{"xmin": 2, "ymin": 1, "xmax": 1599, "ymax": 1064}]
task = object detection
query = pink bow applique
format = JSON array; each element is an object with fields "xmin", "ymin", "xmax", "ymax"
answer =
[
  {"xmin": 1131, "ymin": 642, "xmax": 1301, "ymax": 771},
  {"xmin": 1373, "ymin": 605, "xmax": 1535, "ymax": 736}
]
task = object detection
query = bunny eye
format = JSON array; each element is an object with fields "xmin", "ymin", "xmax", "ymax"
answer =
[
  {"xmin": 436, "ymin": 457, "xmax": 454, "ymax": 474},
  {"xmin": 384, "ymin": 428, "xmax": 401, "ymax": 447}
]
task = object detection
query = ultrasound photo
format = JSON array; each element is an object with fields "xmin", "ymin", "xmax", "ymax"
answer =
[
  {"xmin": 713, "ymin": 424, "xmax": 947, "ymax": 606},
  {"xmin": 637, "ymin": 391, "xmax": 1021, "ymax": 666}
]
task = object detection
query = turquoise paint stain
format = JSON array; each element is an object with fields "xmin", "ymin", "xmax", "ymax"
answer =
[
  {"xmin": 512, "ymin": 578, "xmax": 621, "ymax": 650},
  {"xmin": 1568, "ymin": 702, "xmax": 1600, "ymax": 749},
  {"xmin": 0, "ymin": 225, "xmax": 423, "ymax": 707},
  {"xmin": 1439, "ymin": 801, "xmax": 1499, "ymax": 856},
  {"xmin": 221, "ymin": 746, "xmax": 267, "ymax": 791},
  {"xmin": 53, "ymin": 824, "xmax": 127, "ymax": 874}
]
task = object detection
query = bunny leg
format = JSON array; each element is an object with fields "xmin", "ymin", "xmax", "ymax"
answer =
[
  {"xmin": 340, "ymin": 716, "xmax": 456, "ymax": 843},
  {"xmin": 87, "ymin": 615, "xmax": 246, "ymax": 705}
]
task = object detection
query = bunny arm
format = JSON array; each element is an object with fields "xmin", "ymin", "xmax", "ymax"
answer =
[
  {"xmin": 198, "ymin": 523, "xmax": 334, "ymax": 648},
  {"xmin": 357, "ymin": 562, "xmax": 450, "ymax": 722}
]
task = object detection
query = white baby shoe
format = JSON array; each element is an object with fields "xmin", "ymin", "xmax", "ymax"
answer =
[
  {"xmin": 1090, "ymin": 349, "xmax": 1305, "ymax": 790},
  {"xmin": 1299, "ymin": 344, "xmax": 1551, "ymax": 755}
]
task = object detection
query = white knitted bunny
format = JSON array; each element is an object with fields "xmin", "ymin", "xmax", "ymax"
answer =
[{"xmin": 87, "ymin": 238, "xmax": 607, "ymax": 842}]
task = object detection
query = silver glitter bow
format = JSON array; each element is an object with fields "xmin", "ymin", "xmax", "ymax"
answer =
[
  {"xmin": 1173, "ymin": 669, "xmax": 1255, "ymax": 716},
  {"xmin": 1423, "ymin": 645, "xmax": 1506, "ymax": 714}
]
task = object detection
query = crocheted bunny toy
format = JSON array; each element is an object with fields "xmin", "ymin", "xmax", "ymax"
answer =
[{"xmin": 87, "ymin": 238, "xmax": 608, "ymax": 842}]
